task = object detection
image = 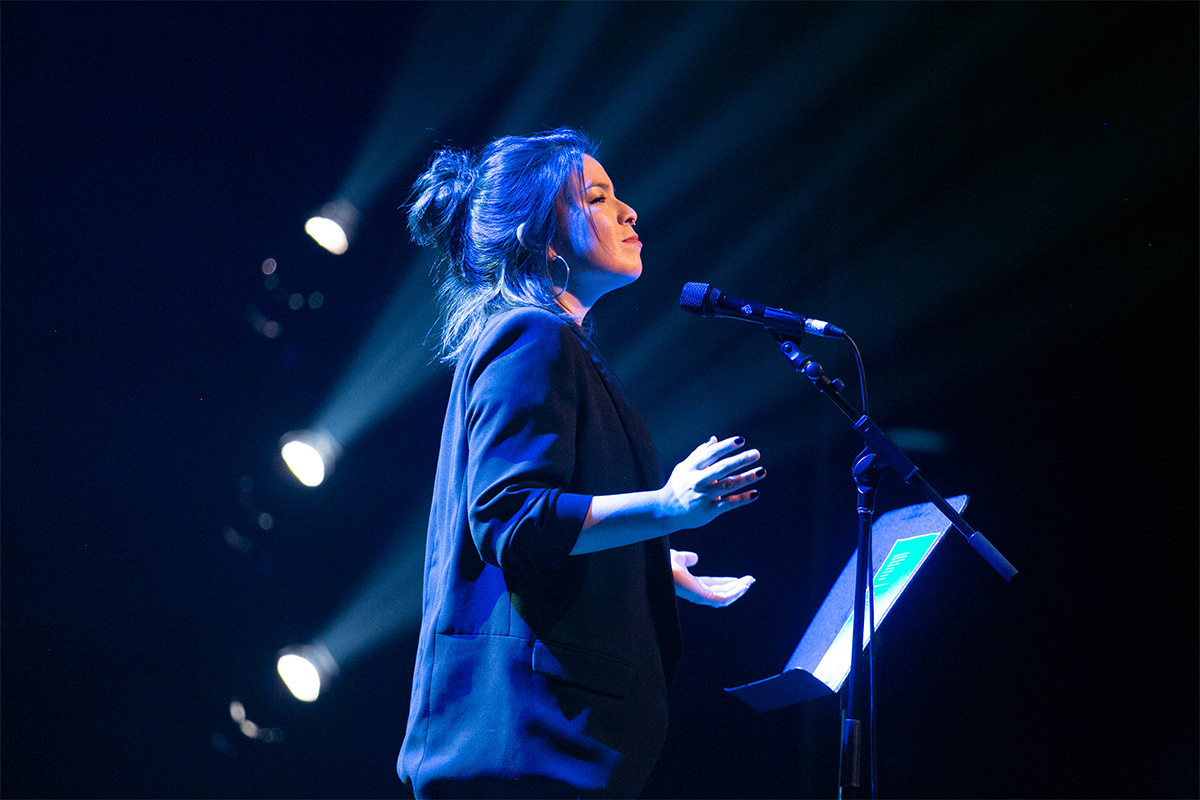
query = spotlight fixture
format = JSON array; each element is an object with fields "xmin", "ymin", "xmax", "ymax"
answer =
[
  {"xmin": 280, "ymin": 430, "xmax": 342, "ymax": 488},
  {"xmin": 305, "ymin": 199, "xmax": 359, "ymax": 255},
  {"xmin": 276, "ymin": 642, "xmax": 339, "ymax": 702}
]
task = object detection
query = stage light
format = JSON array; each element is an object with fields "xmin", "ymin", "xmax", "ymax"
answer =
[
  {"xmin": 265, "ymin": 511, "xmax": 426, "ymax": 709},
  {"xmin": 277, "ymin": 642, "xmax": 339, "ymax": 702},
  {"xmin": 277, "ymin": 655, "xmax": 320, "ymax": 701},
  {"xmin": 305, "ymin": 199, "xmax": 359, "ymax": 255},
  {"xmin": 280, "ymin": 430, "xmax": 341, "ymax": 488}
]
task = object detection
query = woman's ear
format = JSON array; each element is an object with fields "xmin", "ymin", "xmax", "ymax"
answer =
[
  {"xmin": 518, "ymin": 222, "xmax": 558, "ymax": 261},
  {"xmin": 516, "ymin": 222, "xmax": 545, "ymax": 255}
]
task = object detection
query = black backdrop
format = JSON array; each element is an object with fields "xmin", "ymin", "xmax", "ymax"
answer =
[{"xmin": 3, "ymin": 3, "xmax": 1196, "ymax": 798}]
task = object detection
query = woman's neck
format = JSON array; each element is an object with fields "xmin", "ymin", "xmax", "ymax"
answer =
[{"xmin": 555, "ymin": 289, "xmax": 590, "ymax": 324}]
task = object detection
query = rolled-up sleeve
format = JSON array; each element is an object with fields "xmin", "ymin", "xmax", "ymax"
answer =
[{"xmin": 463, "ymin": 310, "xmax": 592, "ymax": 574}]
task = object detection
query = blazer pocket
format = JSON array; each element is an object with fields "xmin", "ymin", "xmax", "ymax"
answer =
[{"xmin": 531, "ymin": 639, "xmax": 634, "ymax": 699}]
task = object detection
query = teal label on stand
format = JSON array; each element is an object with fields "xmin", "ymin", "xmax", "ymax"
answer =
[{"xmin": 813, "ymin": 532, "xmax": 941, "ymax": 690}]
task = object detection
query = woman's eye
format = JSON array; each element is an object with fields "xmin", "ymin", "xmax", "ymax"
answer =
[{"xmin": 588, "ymin": 194, "xmax": 607, "ymax": 205}]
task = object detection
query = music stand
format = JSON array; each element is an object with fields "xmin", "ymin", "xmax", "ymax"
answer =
[{"xmin": 726, "ymin": 494, "xmax": 969, "ymax": 712}]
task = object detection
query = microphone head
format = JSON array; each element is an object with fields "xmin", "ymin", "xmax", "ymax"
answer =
[{"xmin": 679, "ymin": 282, "xmax": 712, "ymax": 315}]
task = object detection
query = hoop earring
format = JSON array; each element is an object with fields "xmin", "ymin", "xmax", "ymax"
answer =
[{"xmin": 551, "ymin": 254, "xmax": 570, "ymax": 298}]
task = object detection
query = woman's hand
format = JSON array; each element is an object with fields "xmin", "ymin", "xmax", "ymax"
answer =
[
  {"xmin": 671, "ymin": 549, "xmax": 755, "ymax": 607},
  {"xmin": 573, "ymin": 436, "xmax": 764, "ymax": 556},
  {"xmin": 656, "ymin": 436, "xmax": 764, "ymax": 533}
]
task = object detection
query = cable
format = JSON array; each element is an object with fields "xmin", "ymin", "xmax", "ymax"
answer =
[
  {"xmin": 868, "ymin": 542, "xmax": 878, "ymax": 799},
  {"xmin": 846, "ymin": 334, "xmax": 869, "ymax": 418}
]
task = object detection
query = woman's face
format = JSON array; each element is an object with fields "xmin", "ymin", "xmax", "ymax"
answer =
[{"xmin": 550, "ymin": 155, "xmax": 642, "ymax": 296}]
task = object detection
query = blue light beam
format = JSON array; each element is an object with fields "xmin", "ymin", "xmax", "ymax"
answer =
[
  {"xmin": 311, "ymin": 260, "xmax": 440, "ymax": 452},
  {"xmin": 314, "ymin": 507, "xmax": 428, "ymax": 672}
]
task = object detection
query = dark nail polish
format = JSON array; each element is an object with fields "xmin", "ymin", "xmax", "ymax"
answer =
[{"xmin": 734, "ymin": 437, "xmax": 745, "ymax": 447}]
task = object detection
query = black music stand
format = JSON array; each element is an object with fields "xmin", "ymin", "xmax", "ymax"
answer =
[{"xmin": 726, "ymin": 494, "xmax": 969, "ymax": 712}]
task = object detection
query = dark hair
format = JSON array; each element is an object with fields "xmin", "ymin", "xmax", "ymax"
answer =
[{"xmin": 408, "ymin": 127, "xmax": 597, "ymax": 366}]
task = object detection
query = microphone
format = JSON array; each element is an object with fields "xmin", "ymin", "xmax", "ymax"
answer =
[{"xmin": 679, "ymin": 282, "xmax": 847, "ymax": 339}]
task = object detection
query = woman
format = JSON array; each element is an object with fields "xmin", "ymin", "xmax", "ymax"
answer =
[{"xmin": 398, "ymin": 128, "xmax": 765, "ymax": 799}]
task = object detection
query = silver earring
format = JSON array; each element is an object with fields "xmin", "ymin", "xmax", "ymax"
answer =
[{"xmin": 552, "ymin": 255, "xmax": 570, "ymax": 298}]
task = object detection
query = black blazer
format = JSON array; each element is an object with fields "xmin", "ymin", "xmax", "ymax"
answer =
[{"xmin": 398, "ymin": 307, "xmax": 682, "ymax": 798}]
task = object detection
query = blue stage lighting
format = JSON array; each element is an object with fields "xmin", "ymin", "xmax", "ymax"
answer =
[
  {"xmin": 314, "ymin": 515, "xmax": 427, "ymax": 671},
  {"xmin": 309, "ymin": 264, "xmax": 440, "ymax": 451}
]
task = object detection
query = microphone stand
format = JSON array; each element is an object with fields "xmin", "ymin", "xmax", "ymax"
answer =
[{"xmin": 770, "ymin": 333, "xmax": 1018, "ymax": 799}]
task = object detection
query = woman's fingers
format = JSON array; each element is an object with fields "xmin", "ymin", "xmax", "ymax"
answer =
[
  {"xmin": 664, "ymin": 436, "xmax": 765, "ymax": 530},
  {"xmin": 711, "ymin": 465, "xmax": 766, "ymax": 493},
  {"xmin": 714, "ymin": 488, "xmax": 760, "ymax": 511},
  {"xmin": 698, "ymin": 575, "xmax": 755, "ymax": 593},
  {"xmin": 702, "ymin": 463, "xmax": 765, "ymax": 499},
  {"xmin": 694, "ymin": 448, "xmax": 759, "ymax": 488},
  {"xmin": 697, "ymin": 575, "xmax": 756, "ymax": 606},
  {"xmin": 671, "ymin": 549, "xmax": 700, "ymax": 568},
  {"xmin": 691, "ymin": 435, "xmax": 746, "ymax": 469}
]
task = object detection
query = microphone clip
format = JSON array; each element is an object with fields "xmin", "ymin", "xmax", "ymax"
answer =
[{"xmin": 778, "ymin": 339, "xmax": 846, "ymax": 395}]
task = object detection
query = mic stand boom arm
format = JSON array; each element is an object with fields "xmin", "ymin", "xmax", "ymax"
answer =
[{"xmin": 775, "ymin": 338, "xmax": 1018, "ymax": 582}]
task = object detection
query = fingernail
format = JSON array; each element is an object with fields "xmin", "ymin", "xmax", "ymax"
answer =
[
  {"xmin": 748, "ymin": 489, "xmax": 759, "ymax": 499},
  {"xmin": 755, "ymin": 467, "xmax": 766, "ymax": 478},
  {"xmin": 733, "ymin": 436, "xmax": 745, "ymax": 447}
]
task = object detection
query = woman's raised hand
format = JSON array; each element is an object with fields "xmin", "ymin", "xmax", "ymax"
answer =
[
  {"xmin": 657, "ymin": 436, "xmax": 764, "ymax": 533},
  {"xmin": 573, "ymin": 436, "xmax": 764, "ymax": 555}
]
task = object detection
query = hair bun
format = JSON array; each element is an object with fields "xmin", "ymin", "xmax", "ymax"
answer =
[{"xmin": 408, "ymin": 146, "xmax": 477, "ymax": 261}]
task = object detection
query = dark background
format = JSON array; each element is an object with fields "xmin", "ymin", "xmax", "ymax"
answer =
[{"xmin": 3, "ymin": 3, "xmax": 1196, "ymax": 798}]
